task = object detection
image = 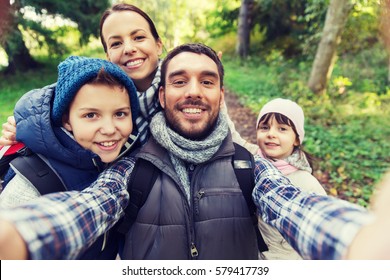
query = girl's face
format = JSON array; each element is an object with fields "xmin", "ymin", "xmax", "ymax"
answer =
[
  {"xmin": 102, "ymin": 11, "xmax": 163, "ymax": 92},
  {"xmin": 63, "ymin": 83, "xmax": 133, "ymax": 163},
  {"xmin": 256, "ymin": 115, "xmax": 299, "ymax": 160}
]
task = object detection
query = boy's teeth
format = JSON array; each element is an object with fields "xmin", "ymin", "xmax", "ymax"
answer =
[
  {"xmin": 100, "ymin": 141, "xmax": 116, "ymax": 147},
  {"xmin": 183, "ymin": 108, "xmax": 201, "ymax": 114}
]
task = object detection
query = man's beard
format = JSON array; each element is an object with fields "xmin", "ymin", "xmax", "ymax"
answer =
[{"xmin": 164, "ymin": 101, "xmax": 219, "ymax": 141}]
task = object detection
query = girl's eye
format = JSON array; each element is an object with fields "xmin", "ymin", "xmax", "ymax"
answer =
[
  {"xmin": 259, "ymin": 125, "xmax": 269, "ymax": 131},
  {"xmin": 279, "ymin": 125, "xmax": 290, "ymax": 132}
]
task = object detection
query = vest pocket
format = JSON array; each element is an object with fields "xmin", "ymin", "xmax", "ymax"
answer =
[{"xmin": 194, "ymin": 187, "xmax": 248, "ymax": 219}]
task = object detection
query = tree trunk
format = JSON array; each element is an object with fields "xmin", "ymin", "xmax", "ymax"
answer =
[
  {"xmin": 308, "ymin": 0, "xmax": 353, "ymax": 95},
  {"xmin": 236, "ymin": 0, "xmax": 254, "ymax": 58},
  {"xmin": 0, "ymin": 0, "xmax": 12, "ymax": 46},
  {"xmin": 380, "ymin": 0, "xmax": 390, "ymax": 82},
  {"xmin": 2, "ymin": 25, "xmax": 40, "ymax": 74},
  {"xmin": 0, "ymin": 1, "xmax": 39, "ymax": 74}
]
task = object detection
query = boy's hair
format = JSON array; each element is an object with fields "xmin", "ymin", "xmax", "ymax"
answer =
[
  {"xmin": 160, "ymin": 43, "xmax": 224, "ymax": 88},
  {"xmin": 52, "ymin": 56, "xmax": 139, "ymax": 127},
  {"xmin": 99, "ymin": 3, "xmax": 161, "ymax": 53}
]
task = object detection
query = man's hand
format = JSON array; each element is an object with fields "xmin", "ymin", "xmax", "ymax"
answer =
[
  {"xmin": 346, "ymin": 171, "xmax": 390, "ymax": 259},
  {"xmin": 0, "ymin": 116, "xmax": 17, "ymax": 146},
  {"xmin": 0, "ymin": 219, "xmax": 28, "ymax": 260}
]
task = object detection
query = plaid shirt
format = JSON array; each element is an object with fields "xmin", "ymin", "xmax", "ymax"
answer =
[{"xmin": 0, "ymin": 155, "xmax": 372, "ymax": 260}]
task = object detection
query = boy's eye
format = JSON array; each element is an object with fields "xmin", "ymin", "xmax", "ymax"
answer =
[
  {"xmin": 115, "ymin": 111, "xmax": 129, "ymax": 118},
  {"xmin": 85, "ymin": 113, "xmax": 97, "ymax": 119}
]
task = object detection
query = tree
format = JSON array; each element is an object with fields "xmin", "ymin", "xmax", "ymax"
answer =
[
  {"xmin": 236, "ymin": 0, "xmax": 254, "ymax": 58},
  {"xmin": 308, "ymin": 0, "xmax": 353, "ymax": 95},
  {"xmin": 0, "ymin": 0, "xmax": 109, "ymax": 74},
  {"xmin": 380, "ymin": 0, "xmax": 390, "ymax": 82}
]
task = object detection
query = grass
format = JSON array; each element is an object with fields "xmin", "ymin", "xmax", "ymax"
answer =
[
  {"xmin": 222, "ymin": 45, "xmax": 390, "ymax": 206},
  {"xmin": 0, "ymin": 65, "xmax": 59, "ymax": 124}
]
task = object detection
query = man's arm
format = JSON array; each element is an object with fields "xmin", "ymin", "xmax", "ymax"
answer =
[
  {"xmin": 0, "ymin": 157, "xmax": 135, "ymax": 259},
  {"xmin": 346, "ymin": 171, "xmax": 390, "ymax": 259},
  {"xmin": 252, "ymin": 155, "xmax": 374, "ymax": 260},
  {"xmin": 0, "ymin": 219, "xmax": 28, "ymax": 259}
]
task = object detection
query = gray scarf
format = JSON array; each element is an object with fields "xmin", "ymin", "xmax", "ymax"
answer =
[
  {"xmin": 150, "ymin": 111, "xmax": 229, "ymax": 201},
  {"xmin": 136, "ymin": 62, "xmax": 162, "ymax": 145}
]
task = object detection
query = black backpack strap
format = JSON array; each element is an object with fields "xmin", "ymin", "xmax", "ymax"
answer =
[
  {"xmin": 117, "ymin": 158, "xmax": 159, "ymax": 235},
  {"xmin": 233, "ymin": 143, "xmax": 268, "ymax": 252},
  {"xmin": 10, "ymin": 153, "xmax": 66, "ymax": 195}
]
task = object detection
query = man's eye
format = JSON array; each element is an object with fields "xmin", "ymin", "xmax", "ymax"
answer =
[
  {"xmin": 202, "ymin": 80, "xmax": 214, "ymax": 86},
  {"xmin": 172, "ymin": 80, "xmax": 187, "ymax": 87}
]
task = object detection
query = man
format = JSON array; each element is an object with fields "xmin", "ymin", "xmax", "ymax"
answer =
[{"xmin": 0, "ymin": 43, "xmax": 387, "ymax": 260}]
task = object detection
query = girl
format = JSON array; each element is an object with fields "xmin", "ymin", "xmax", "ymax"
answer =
[
  {"xmin": 255, "ymin": 98, "xmax": 327, "ymax": 260},
  {"xmin": 1, "ymin": 3, "xmax": 255, "ymax": 152}
]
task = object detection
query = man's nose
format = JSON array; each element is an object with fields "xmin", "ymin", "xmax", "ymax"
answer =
[{"xmin": 185, "ymin": 79, "xmax": 202, "ymax": 98}]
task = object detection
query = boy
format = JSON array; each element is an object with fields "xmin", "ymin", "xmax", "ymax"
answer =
[{"xmin": 0, "ymin": 56, "xmax": 140, "ymax": 258}]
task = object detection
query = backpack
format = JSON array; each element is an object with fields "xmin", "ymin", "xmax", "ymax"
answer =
[
  {"xmin": 0, "ymin": 144, "xmax": 117, "ymax": 259},
  {"xmin": 117, "ymin": 143, "xmax": 269, "ymax": 252},
  {"xmin": 0, "ymin": 145, "xmax": 66, "ymax": 194}
]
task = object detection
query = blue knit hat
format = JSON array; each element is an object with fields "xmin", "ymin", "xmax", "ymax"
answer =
[{"xmin": 52, "ymin": 56, "xmax": 139, "ymax": 127}]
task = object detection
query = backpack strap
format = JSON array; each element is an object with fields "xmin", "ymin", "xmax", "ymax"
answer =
[
  {"xmin": 117, "ymin": 145, "xmax": 269, "ymax": 253},
  {"xmin": 117, "ymin": 158, "xmax": 159, "ymax": 235},
  {"xmin": 10, "ymin": 151, "xmax": 66, "ymax": 195},
  {"xmin": 232, "ymin": 143, "xmax": 268, "ymax": 252},
  {"xmin": 0, "ymin": 144, "xmax": 26, "ymax": 179}
]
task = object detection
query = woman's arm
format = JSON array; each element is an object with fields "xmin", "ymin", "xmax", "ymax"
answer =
[{"xmin": 0, "ymin": 116, "xmax": 17, "ymax": 146}]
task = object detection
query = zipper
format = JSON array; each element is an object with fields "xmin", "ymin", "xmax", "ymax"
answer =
[
  {"xmin": 190, "ymin": 242, "xmax": 199, "ymax": 257},
  {"xmin": 194, "ymin": 188, "xmax": 242, "ymax": 215}
]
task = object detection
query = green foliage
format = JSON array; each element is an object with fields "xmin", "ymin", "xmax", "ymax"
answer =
[
  {"xmin": 223, "ymin": 42, "xmax": 390, "ymax": 206},
  {"xmin": 0, "ymin": 62, "xmax": 59, "ymax": 124},
  {"xmin": 205, "ymin": 0, "xmax": 240, "ymax": 38},
  {"xmin": 19, "ymin": 0, "xmax": 110, "ymax": 43},
  {"xmin": 339, "ymin": 1, "xmax": 380, "ymax": 54}
]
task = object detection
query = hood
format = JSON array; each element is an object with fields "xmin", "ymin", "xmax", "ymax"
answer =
[{"xmin": 14, "ymin": 83, "xmax": 139, "ymax": 171}]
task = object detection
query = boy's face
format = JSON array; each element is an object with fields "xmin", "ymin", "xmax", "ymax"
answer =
[
  {"xmin": 63, "ymin": 83, "xmax": 133, "ymax": 163},
  {"xmin": 159, "ymin": 52, "xmax": 224, "ymax": 140}
]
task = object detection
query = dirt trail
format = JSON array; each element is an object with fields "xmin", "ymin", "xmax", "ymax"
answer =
[{"xmin": 224, "ymin": 90, "xmax": 257, "ymax": 145}]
